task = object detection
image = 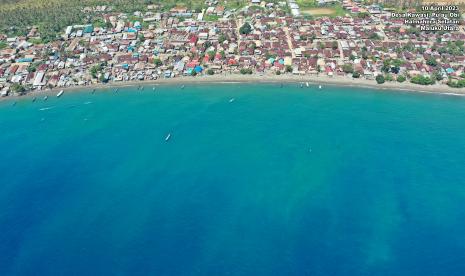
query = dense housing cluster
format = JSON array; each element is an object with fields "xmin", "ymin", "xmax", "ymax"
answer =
[{"xmin": 1, "ymin": 0, "xmax": 465, "ymax": 96}]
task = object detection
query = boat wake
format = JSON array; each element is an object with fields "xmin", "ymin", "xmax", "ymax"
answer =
[{"xmin": 39, "ymin": 107, "xmax": 54, "ymax": 111}]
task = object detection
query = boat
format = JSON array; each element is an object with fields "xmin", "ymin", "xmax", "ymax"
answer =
[
  {"xmin": 280, "ymin": 83, "xmax": 283, "ymax": 88},
  {"xmin": 12, "ymin": 101, "xmax": 16, "ymax": 106},
  {"xmin": 43, "ymin": 95, "xmax": 48, "ymax": 101},
  {"xmin": 92, "ymin": 89, "xmax": 95, "ymax": 94},
  {"xmin": 181, "ymin": 85, "xmax": 185, "ymax": 89},
  {"xmin": 152, "ymin": 87, "xmax": 156, "ymax": 91},
  {"xmin": 32, "ymin": 97, "xmax": 37, "ymax": 102},
  {"xmin": 319, "ymin": 85, "xmax": 322, "ymax": 89},
  {"xmin": 114, "ymin": 88, "xmax": 118, "ymax": 93},
  {"xmin": 300, "ymin": 83, "xmax": 303, "ymax": 88},
  {"xmin": 306, "ymin": 82, "xmax": 309, "ymax": 87},
  {"xmin": 229, "ymin": 98, "xmax": 235, "ymax": 103},
  {"xmin": 165, "ymin": 133, "xmax": 171, "ymax": 141},
  {"xmin": 56, "ymin": 90, "xmax": 64, "ymax": 98}
]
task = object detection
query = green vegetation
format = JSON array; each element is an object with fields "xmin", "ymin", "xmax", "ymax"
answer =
[
  {"xmin": 300, "ymin": 4, "xmax": 346, "ymax": 18},
  {"xmin": 369, "ymin": 32, "xmax": 381, "ymax": 40},
  {"xmin": 433, "ymin": 71, "xmax": 443, "ymax": 81},
  {"xmin": 381, "ymin": 59, "xmax": 403, "ymax": 74},
  {"xmin": 89, "ymin": 63, "xmax": 104, "ymax": 78},
  {"xmin": 154, "ymin": 59, "xmax": 163, "ymax": 67},
  {"xmin": 239, "ymin": 22, "xmax": 252, "ymax": 35},
  {"xmin": 224, "ymin": 0, "xmax": 247, "ymax": 9},
  {"xmin": 376, "ymin": 75, "xmax": 385, "ymax": 84},
  {"xmin": 28, "ymin": 38, "xmax": 44, "ymax": 45},
  {"xmin": 352, "ymin": 71, "xmax": 360, "ymax": 78},
  {"xmin": 11, "ymin": 83, "xmax": 26, "ymax": 94},
  {"xmin": 218, "ymin": 33, "xmax": 228, "ymax": 44},
  {"xmin": 426, "ymin": 58, "xmax": 438, "ymax": 67},
  {"xmin": 240, "ymin": 68, "xmax": 253, "ymax": 74},
  {"xmin": 410, "ymin": 75, "xmax": 435, "ymax": 85},
  {"xmin": 342, "ymin": 64, "xmax": 354, "ymax": 74},
  {"xmin": 297, "ymin": 0, "xmax": 317, "ymax": 8},
  {"xmin": 447, "ymin": 79, "xmax": 465, "ymax": 88},
  {"xmin": 0, "ymin": 0, "xmax": 239, "ymax": 41},
  {"xmin": 285, "ymin": 65, "xmax": 293, "ymax": 73},
  {"xmin": 397, "ymin": 75, "xmax": 406, "ymax": 83},
  {"xmin": 207, "ymin": 69, "xmax": 214, "ymax": 75},
  {"xmin": 204, "ymin": 14, "xmax": 219, "ymax": 22}
]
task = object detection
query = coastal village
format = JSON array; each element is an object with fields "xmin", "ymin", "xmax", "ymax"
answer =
[{"xmin": 1, "ymin": 0, "xmax": 465, "ymax": 96}]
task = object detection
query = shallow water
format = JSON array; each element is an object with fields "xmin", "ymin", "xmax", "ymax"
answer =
[{"xmin": 1, "ymin": 84, "xmax": 465, "ymax": 275}]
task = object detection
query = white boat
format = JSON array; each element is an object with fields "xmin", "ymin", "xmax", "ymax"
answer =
[
  {"xmin": 229, "ymin": 98, "xmax": 235, "ymax": 103},
  {"xmin": 153, "ymin": 87, "xmax": 156, "ymax": 91},
  {"xmin": 56, "ymin": 90, "xmax": 64, "ymax": 98},
  {"xmin": 306, "ymin": 82, "xmax": 309, "ymax": 87},
  {"xmin": 43, "ymin": 95, "xmax": 48, "ymax": 101},
  {"xmin": 319, "ymin": 85, "xmax": 322, "ymax": 89},
  {"xmin": 165, "ymin": 133, "xmax": 171, "ymax": 141}
]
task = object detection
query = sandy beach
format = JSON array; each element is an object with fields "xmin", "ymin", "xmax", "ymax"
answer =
[{"xmin": 3, "ymin": 73, "xmax": 465, "ymax": 101}]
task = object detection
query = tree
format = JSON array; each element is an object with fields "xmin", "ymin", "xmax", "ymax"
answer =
[
  {"xmin": 426, "ymin": 58, "xmax": 438, "ymax": 67},
  {"xmin": 218, "ymin": 33, "xmax": 227, "ymax": 44},
  {"xmin": 397, "ymin": 75, "xmax": 406, "ymax": 83},
  {"xmin": 90, "ymin": 64, "xmax": 102, "ymax": 78},
  {"xmin": 358, "ymin": 12, "xmax": 370, "ymax": 19},
  {"xmin": 191, "ymin": 70, "xmax": 197, "ymax": 76},
  {"xmin": 411, "ymin": 75, "xmax": 435, "ymax": 85},
  {"xmin": 239, "ymin": 22, "xmax": 252, "ymax": 35},
  {"xmin": 433, "ymin": 71, "xmax": 443, "ymax": 81},
  {"xmin": 240, "ymin": 68, "xmax": 253, "ymax": 75},
  {"xmin": 369, "ymin": 33, "xmax": 381, "ymax": 40},
  {"xmin": 376, "ymin": 75, "xmax": 385, "ymax": 84},
  {"xmin": 11, "ymin": 83, "xmax": 26, "ymax": 95},
  {"xmin": 385, "ymin": 74, "xmax": 394, "ymax": 82},
  {"xmin": 331, "ymin": 41, "xmax": 338, "ymax": 50},
  {"xmin": 447, "ymin": 79, "xmax": 465, "ymax": 88},
  {"xmin": 207, "ymin": 51, "xmax": 215, "ymax": 61},
  {"xmin": 276, "ymin": 70, "xmax": 281, "ymax": 75},
  {"xmin": 381, "ymin": 59, "xmax": 391, "ymax": 73},
  {"xmin": 342, "ymin": 64, "xmax": 354, "ymax": 74},
  {"xmin": 285, "ymin": 65, "xmax": 293, "ymax": 73},
  {"xmin": 207, "ymin": 69, "xmax": 214, "ymax": 75},
  {"xmin": 352, "ymin": 72, "xmax": 361, "ymax": 78},
  {"xmin": 154, "ymin": 59, "xmax": 162, "ymax": 67},
  {"xmin": 99, "ymin": 73, "xmax": 107, "ymax": 83}
]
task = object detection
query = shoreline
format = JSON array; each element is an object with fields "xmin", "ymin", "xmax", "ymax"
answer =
[{"xmin": 3, "ymin": 74, "xmax": 465, "ymax": 101}]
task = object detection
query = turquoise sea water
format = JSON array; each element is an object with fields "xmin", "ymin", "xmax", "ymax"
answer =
[{"xmin": 1, "ymin": 84, "xmax": 465, "ymax": 275}]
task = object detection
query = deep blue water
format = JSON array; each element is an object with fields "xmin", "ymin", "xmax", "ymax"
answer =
[{"xmin": 1, "ymin": 84, "xmax": 465, "ymax": 275}]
